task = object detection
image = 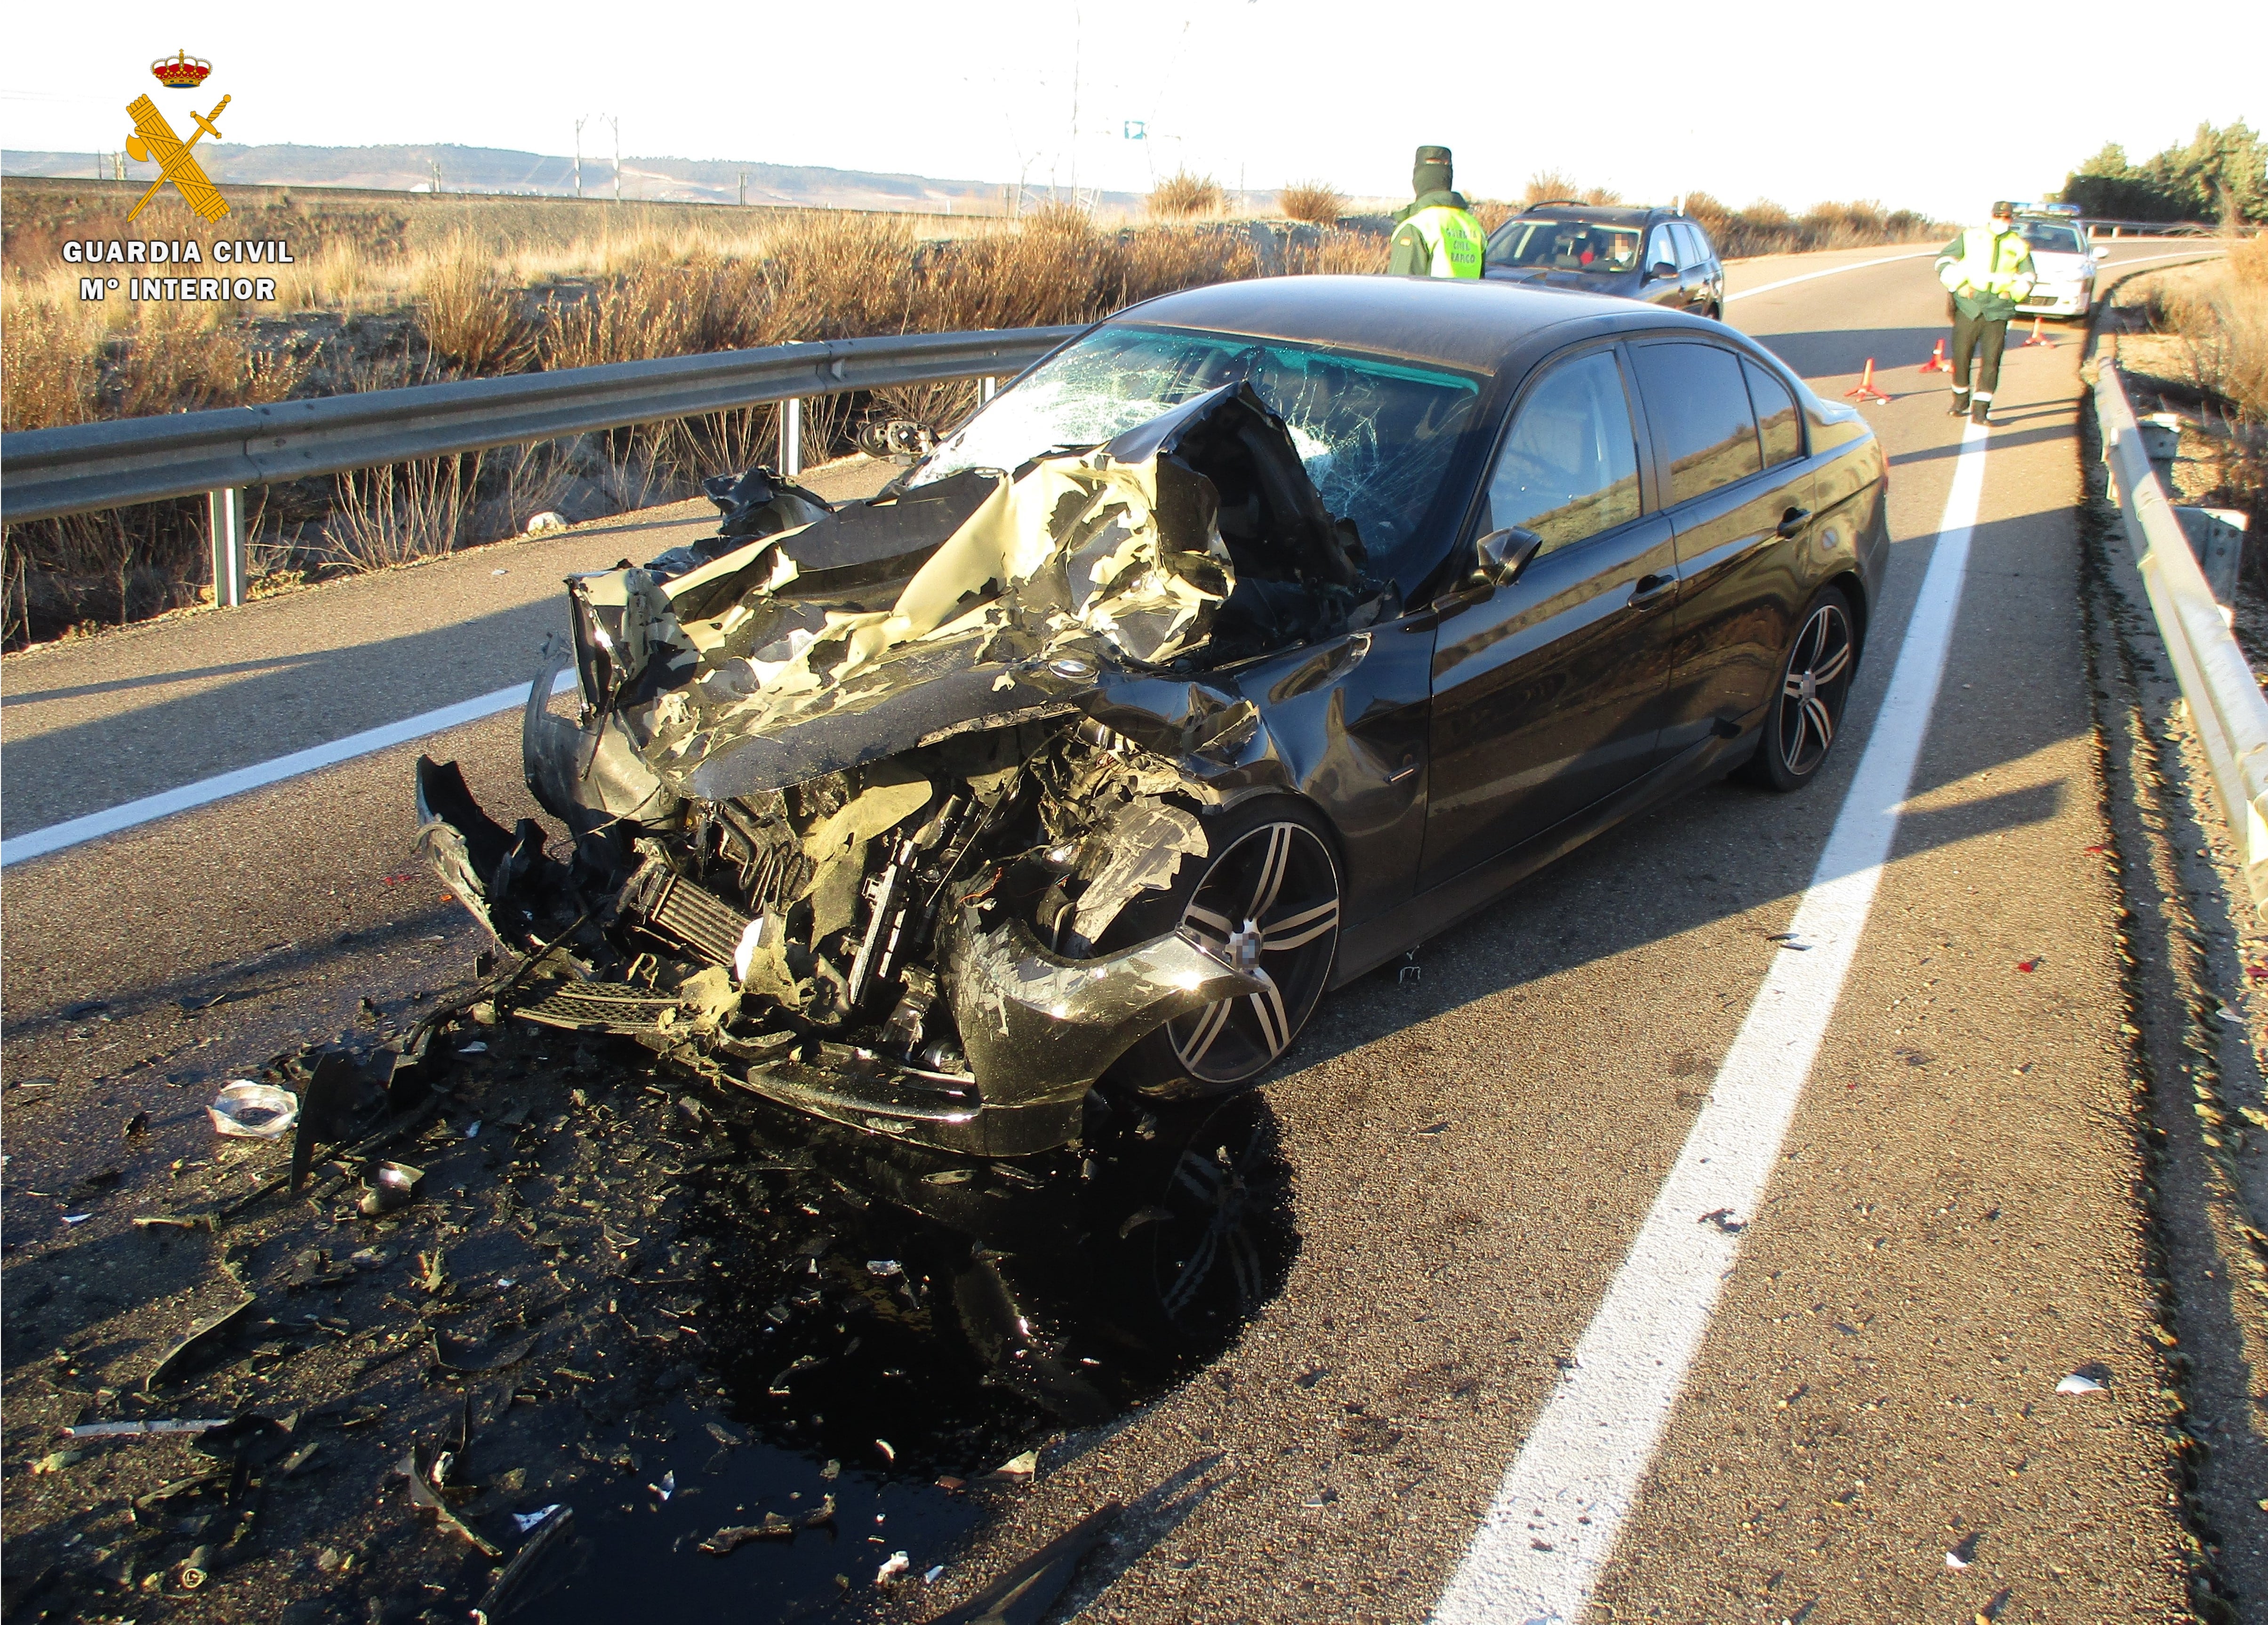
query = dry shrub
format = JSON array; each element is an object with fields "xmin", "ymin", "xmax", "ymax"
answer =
[
  {"xmin": 418, "ymin": 235, "xmax": 531, "ymax": 374},
  {"xmin": 1288, "ymin": 229, "xmax": 1391, "ymax": 276},
  {"xmin": 1470, "ymin": 199, "xmax": 1516, "ymax": 235},
  {"xmin": 2232, "ymin": 231, "xmax": 2268, "ymax": 290},
  {"xmin": 1278, "ymin": 182, "xmax": 1344, "ymax": 225},
  {"xmin": 1, "ymin": 295, "xmax": 100, "ymax": 430},
  {"xmin": 320, "ymin": 454, "xmax": 484, "ymax": 571},
  {"xmin": 1524, "ymin": 170, "xmax": 1580, "ymax": 206},
  {"xmin": 1149, "ymin": 171, "xmax": 1227, "ymax": 220}
]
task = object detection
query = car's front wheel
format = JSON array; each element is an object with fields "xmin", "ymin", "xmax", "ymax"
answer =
[
  {"xmin": 1740, "ymin": 586, "xmax": 1856, "ymax": 791},
  {"xmin": 1105, "ymin": 798, "xmax": 1343, "ymax": 1099}
]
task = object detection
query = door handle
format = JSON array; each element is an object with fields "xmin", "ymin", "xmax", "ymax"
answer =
[
  {"xmin": 1630, "ymin": 571, "xmax": 1677, "ymax": 605},
  {"xmin": 1776, "ymin": 507, "xmax": 1812, "ymax": 539}
]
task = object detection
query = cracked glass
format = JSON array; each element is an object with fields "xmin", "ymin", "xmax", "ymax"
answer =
[{"xmin": 907, "ymin": 323, "xmax": 1483, "ymax": 592}]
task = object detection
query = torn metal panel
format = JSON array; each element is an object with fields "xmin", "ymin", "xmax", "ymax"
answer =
[{"xmin": 941, "ymin": 917, "xmax": 1263, "ymax": 1110}]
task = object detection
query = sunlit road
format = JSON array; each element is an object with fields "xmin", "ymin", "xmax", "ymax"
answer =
[{"xmin": 0, "ymin": 239, "xmax": 2228, "ymax": 1622}]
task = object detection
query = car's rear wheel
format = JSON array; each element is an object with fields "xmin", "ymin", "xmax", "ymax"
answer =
[
  {"xmin": 1104, "ymin": 798, "xmax": 1342, "ymax": 1099},
  {"xmin": 1740, "ymin": 586, "xmax": 1856, "ymax": 792}
]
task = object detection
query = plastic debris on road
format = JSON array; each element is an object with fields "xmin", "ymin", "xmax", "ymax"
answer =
[
  {"xmin": 876, "ymin": 1551, "xmax": 911, "ymax": 1585},
  {"xmin": 65, "ymin": 1418, "xmax": 227, "ymax": 1439},
  {"xmin": 207, "ymin": 1080, "xmax": 300, "ymax": 1139},
  {"xmin": 513, "ymin": 1504, "xmax": 564, "ymax": 1534},
  {"xmin": 991, "ymin": 1449, "xmax": 1038, "ymax": 1480},
  {"xmin": 2055, "ymin": 1370, "xmax": 2109, "ymax": 1395}
]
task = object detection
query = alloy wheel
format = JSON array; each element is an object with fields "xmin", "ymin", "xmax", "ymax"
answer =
[
  {"xmin": 1165, "ymin": 821, "xmax": 1340, "ymax": 1085},
  {"xmin": 1776, "ymin": 600, "xmax": 1854, "ymax": 777}
]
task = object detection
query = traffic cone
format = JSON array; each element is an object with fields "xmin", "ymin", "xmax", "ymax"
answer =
[
  {"xmin": 2021, "ymin": 314, "xmax": 2054, "ymax": 348},
  {"xmin": 1844, "ymin": 358, "xmax": 1891, "ymax": 403},
  {"xmin": 1920, "ymin": 338, "xmax": 1947, "ymax": 373}
]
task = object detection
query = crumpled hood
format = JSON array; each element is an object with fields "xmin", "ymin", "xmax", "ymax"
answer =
[{"xmin": 585, "ymin": 382, "xmax": 1372, "ymax": 798}]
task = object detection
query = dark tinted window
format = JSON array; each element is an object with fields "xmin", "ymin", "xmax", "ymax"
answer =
[
  {"xmin": 1631, "ymin": 342, "xmax": 1761, "ymax": 505},
  {"xmin": 1482, "ymin": 350, "xmax": 1642, "ymax": 555},
  {"xmin": 1673, "ymin": 221, "xmax": 1711, "ymax": 270},
  {"xmin": 1646, "ymin": 225, "xmax": 1679, "ymax": 272},
  {"xmin": 1743, "ymin": 359, "xmax": 1802, "ymax": 467}
]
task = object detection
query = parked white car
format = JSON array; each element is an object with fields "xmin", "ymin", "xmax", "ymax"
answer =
[{"xmin": 2013, "ymin": 205, "xmax": 2109, "ymax": 321}]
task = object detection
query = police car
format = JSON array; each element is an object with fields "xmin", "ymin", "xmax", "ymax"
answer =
[{"xmin": 2011, "ymin": 202, "xmax": 2110, "ymax": 322}]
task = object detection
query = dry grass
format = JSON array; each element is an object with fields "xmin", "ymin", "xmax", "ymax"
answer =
[
  {"xmin": 417, "ymin": 235, "xmax": 531, "ymax": 374},
  {"xmin": 1278, "ymin": 182, "xmax": 1344, "ymax": 226},
  {"xmin": 1148, "ymin": 171, "xmax": 1227, "ymax": 220}
]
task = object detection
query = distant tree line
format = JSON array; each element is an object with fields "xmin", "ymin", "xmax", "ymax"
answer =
[{"xmin": 2056, "ymin": 121, "xmax": 2265, "ymax": 225}]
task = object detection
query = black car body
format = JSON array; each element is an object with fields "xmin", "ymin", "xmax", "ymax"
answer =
[
  {"xmin": 418, "ymin": 277, "xmax": 1887, "ymax": 1158},
  {"xmin": 1484, "ymin": 203, "xmax": 1726, "ymax": 318}
]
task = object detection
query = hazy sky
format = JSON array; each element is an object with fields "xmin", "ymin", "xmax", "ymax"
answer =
[{"xmin": 4, "ymin": 1, "xmax": 2261, "ymax": 218}]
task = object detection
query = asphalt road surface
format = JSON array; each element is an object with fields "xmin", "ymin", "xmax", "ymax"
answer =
[{"xmin": 2, "ymin": 240, "xmax": 2251, "ymax": 1625}]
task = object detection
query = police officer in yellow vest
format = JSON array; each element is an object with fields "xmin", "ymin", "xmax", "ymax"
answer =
[
  {"xmin": 1934, "ymin": 201, "xmax": 2037, "ymax": 425},
  {"xmin": 1389, "ymin": 145, "xmax": 1487, "ymax": 279}
]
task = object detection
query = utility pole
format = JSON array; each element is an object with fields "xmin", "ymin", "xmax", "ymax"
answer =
[
  {"xmin": 433, "ymin": 157, "xmax": 441, "ymax": 194},
  {"xmin": 739, "ymin": 170, "xmax": 746, "ymax": 206},
  {"xmin": 609, "ymin": 115, "xmax": 621, "ymax": 203},
  {"xmin": 1067, "ymin": 3, "xmax": 1082, "ymax": 205},
  {"xmin": 574, "ymin": 115, "xmax": 586, "ymax": 198}
]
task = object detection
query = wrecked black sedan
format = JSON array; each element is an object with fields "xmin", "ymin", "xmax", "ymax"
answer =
[{"xmin": 418, "ymin": 276, "xmax": 1887, "ymax": 1158}]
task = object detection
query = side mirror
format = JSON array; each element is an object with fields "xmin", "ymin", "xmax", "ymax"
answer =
[
  {"xmin": 858, "ymin": 418, "xmax": 938, "ymax": 464},
  {"xmin": 1650, "ymin": 261, "xmax": 1678, "ymax": 281},
  {"xmin": 1475, "ymin": 526, "xmax": 1547, "ymax": 586}
]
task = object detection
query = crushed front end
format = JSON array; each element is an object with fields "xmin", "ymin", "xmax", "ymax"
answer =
[{"xmin": 416, "ymin": 386, "xmax": 1390, "ymax": 1156}]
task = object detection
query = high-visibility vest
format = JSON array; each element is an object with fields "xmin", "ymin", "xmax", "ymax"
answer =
[
  {"xmin": 1405, "ymin": 205, "xmax": 1487, "ymax": 279},
  {"xmin": 1937, "ymin": 227, "xmax": 2036, "ymax": 301}
]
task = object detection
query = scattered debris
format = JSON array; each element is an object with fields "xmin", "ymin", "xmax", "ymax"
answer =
[
  {"xmin": 145, "ymin": 1292, "xmax": 258, "ymax": 1391},
  {"xmin": 695, "ymin": 1496, "xmax": 836, "ymax": 1554},
  {"xmin": 513, "ymin": 1504, "xmax": 565, "ymax": 1534},
  {"xmin": 476, "ymin": 1503, "xmax": 572, "ymax": 1619},
  {"xmin": 875, "ymin": 1439, "xmax": 896, "ymax": 1464},
  {"xmin": 1697, "ymin": 1208, "xmax": 1746, "ymax": 1234},
  {"xmin": 398, "ymin": 1445, "xmax": 502, "ymax": 1558},
  {"xmin": 2016, "ymin": 957, "xmax": 2040, "ymax": 973},
  {"xmin": 358, "ymin": 1159, "xmax": 426, "ymax": 1216},
  {"xmin": 2055, "ymin": 1369, "xmax": 2110, "ymax": 1395},
  {"xmin": 31, "ymin": 1450, "xmax": 87, "ymax": 1474},
  {"xmin": 991, "ymin": 1449, "xmax": 1039, "ymax": 1480},
  {"xmin": 64, "ymin": 1418, "xmax": 228, "ymax": 1439},
  {"xmin": 927, "ymin": 1501, "xmax": 1122, "ymax": 1625},
  {"xmin": 207, "ymin": 1079, "xmax": 299, "ymax": 1139},
  {"xmin": 877, "ymin": 1551, "xmax": 912, "ymax": 1585},
  {"xmin": 1946, "ymin": 1531, "xmax": 1983, "ymax": 1569},
  {"xmin": 649, "ymin": 1469, "xmax": 676, "ymax": 1501}
]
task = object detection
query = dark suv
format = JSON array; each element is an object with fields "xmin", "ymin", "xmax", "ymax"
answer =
[{"xmin": 1483, "ymin": 203, "xmax": 1726, "ymax": 320}]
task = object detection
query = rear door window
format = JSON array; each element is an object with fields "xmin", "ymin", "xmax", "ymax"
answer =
[
  {"xmin": 1630, "ymin": 342, "xmax": 1762, "ymax": 505},
  {"xmin": 1743, "ymin": 359, "xmax": 1803, "ymax": 467},
  {"xmin": 1672, "ymin": 222, "xmax": 1710, "ymax": 270},
  {"xmin": 1481, "ymin": 349, "xmax": 1643, "ymax": 555},
  {"xmin": 1646, "ymin": 225, "xmax": 1679, "ymax": 273}
]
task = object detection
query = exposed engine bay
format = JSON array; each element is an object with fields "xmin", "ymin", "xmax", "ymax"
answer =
[{"xmin": 418, "ymin": 383, "xmax": 1391, "ymax": 1157}]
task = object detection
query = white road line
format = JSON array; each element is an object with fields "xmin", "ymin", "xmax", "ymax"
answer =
[
  {"xmin": 1433, "ymin": 420, "xmax": 1994, "ymax": 1625},
  {"xmin": 1725, "ymin": 250, "xmax": 1937, "ymax": 302},
  {"xmin": 0, "ymin": 668, "xmax": 578, "ymax": 869}
]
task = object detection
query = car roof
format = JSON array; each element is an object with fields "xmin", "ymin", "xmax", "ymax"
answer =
[
  {"xmin": 1508, "ymin": 203, "xmax": 1667, "ymax": 228},
  {"xmin": 1109, "ymin": 275, "xmax": 1657, "ymax": 375}
]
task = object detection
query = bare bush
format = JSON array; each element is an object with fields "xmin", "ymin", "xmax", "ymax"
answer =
[
  {"xmin": 319, "ymin": 454, "xmax": 484, "ymax": 571},
  {"xmin": 1149, "ymin": 171, "xmax": 1227, "ymax": 220},
  {"xmin": 1287, "ymin": 230, "xmax": 1391, "ymax": 276},
  {"xmin": 0, "ymin": 297, "xmax": 100, "ymax": 431},
  {"xmin": 1278, "ymin": 182, "xmax": 1344, "ymax": 225}
]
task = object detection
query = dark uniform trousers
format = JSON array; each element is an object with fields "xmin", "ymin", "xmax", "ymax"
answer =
[{"xmin": 1950, "ymin": 306, "xmax": 2009, "ymax": 405}]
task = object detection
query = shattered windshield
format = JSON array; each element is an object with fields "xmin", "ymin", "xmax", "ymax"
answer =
[
  {"xmin": 1487, "ymin": 219, "xmax": 1643, "ymax": 272},
  {"xmin": 907, "ymin": 324, "xmax": 1483, "ymax": 591}
]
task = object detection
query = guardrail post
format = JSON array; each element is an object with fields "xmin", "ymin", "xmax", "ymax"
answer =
[
  {"xmin": 781, "ymin": 397, "xmax": 801, "ymax": 477},
  {"xmin": 207, "ymin": 487, "xmax": 246, "ymax": 608},
  {"xmin": 980, "ymin": 377, "xmax": 997, "ymax": 404}
]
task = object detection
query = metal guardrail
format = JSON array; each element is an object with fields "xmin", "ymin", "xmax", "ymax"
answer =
[
  {"xmin": 2095, "ymin": 363, "xmax": 2268, "ymax": 916},
  {"xmin": 0, "ymin": 322, "xmax": 1084, "ymax": 599}
]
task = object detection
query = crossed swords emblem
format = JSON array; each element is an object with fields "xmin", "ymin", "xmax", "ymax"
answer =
[{"xmin": 125, "ymin": 92, "xmax": 231, "ymax": 223}]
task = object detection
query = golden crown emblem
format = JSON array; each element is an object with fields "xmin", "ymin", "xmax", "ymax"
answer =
[{"xmin": 151, "ymin": 50, "xmax": 213, "ymax": 89}]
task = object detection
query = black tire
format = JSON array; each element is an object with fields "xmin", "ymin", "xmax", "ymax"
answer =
[
  {"xmin": 1103, "ymin": 797, "xmax": 1343, "ymax": 1099},
  {"xmin": 1739, "ymin": 586, "xmax": 1857, "ymax": 792}
]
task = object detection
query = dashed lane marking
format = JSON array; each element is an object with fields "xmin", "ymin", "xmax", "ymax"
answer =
[{"xmin": 1432, "ymin": 419, "xmax": 1994, "ymax": 1625}]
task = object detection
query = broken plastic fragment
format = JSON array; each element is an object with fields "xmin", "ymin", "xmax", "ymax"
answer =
[
  {"xmin": 2055, "ymin": 1371, "xmax": 2108, "ymax": 1395},
  {"xmin": 874, "ymin": 1439, "xmax": 896, "ymax": 1464},
  {"xmin": 866, "ymin": 1259, "xmax": 903, "ymax": 1277},
  {"xmin": 992, "ymin": 1449, "xmax": 1038, "ymax": 1480},
  {"xmin": 650, "ymin": 1470, "xmax": 676, "ymax": 1501},
  {"xmin": 876, "ymin": 1551, "xmax": 911, "ymax": 1585},
  {"xmin": 513, "ymin": 1504, "xmax": 565, "ymax": 1534},
  {"xmin": 65, "ymin": 1418, "xmax": 228, "ymax": 1439},
  {"xmin": 207, "ymin": 1080, "xmax": 299, "ymax": 1139}
]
